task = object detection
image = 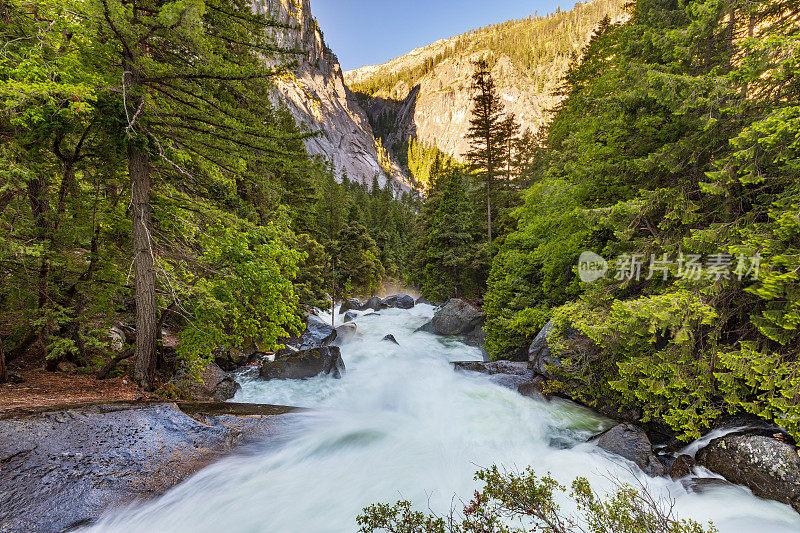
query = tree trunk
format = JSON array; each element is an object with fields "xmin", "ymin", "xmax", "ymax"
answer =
[
  {"xmin": 26, "ymin": 176, "xmax": 53, "ymax": 355},
  {"xmin": 129, "ymin": 143, "xmax": 158, "ymax": 390},
  {"xmin": 0, "ymin": 336, "xmax": 7, "ymax": 383},
  {"xmin": 487, "ymin": 179, "xmax": 492, "ymax": 245}
]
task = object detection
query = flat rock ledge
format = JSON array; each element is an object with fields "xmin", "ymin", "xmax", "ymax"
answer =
[{"xmin": 0, "ymin": 401, "xmax": 302, "ymax": 533}]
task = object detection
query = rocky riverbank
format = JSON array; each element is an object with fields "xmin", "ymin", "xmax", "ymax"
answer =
[
  {"xmin": 0, "ymin": 401, "xmax": 301, "ymax": 533},
  {"xmin": 440, "ymin": 302, "xmax": 800, "ymax": 515}
]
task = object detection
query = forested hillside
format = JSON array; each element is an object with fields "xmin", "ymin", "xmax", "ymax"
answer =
[
  {"xmin": 481, "ymin": 0, "xmax": 800, "ymax": 440},
  {"xmin": 0, "ymin": 0, "xmax": 418, "ymax": 388},
  {"xmin": 345, "ymin": 0, "xmax": 628, "ymax": 172}
]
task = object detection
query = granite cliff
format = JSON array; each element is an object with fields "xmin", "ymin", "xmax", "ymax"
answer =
[{"xmin": 259, "ymin": 0, "xmax": 411, "ymax": 190}]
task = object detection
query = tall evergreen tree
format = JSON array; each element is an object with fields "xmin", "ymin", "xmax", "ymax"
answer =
[
  {"xmin": 466, "ymin": 59, "xmax": 507, "ymax": 246},
  {"xmin": 83, "ymin": 0, "xmax": 300, "ymax": 389}
]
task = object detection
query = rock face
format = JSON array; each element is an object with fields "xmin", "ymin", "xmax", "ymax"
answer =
[
  {"xmin": 696, "ymin": 433, "xmax": 800, "ymax": 511},
  {"xmin": 596, "ymin": 423, "xmax": 666, "ymax": 477},
  {"xmin": 261, "ymin": 0, "xmax": 410, "ymax": 189},
  {"xmin": 0, "ymin": 402, "xmax": 297, "ymax": 533},
  {"xmin": 463, "ymin": 325, "xmax": 487, "ymax": 348},
  {"xmin": 417, "ymin": 298, "xmax": 485, "ymax": 336},
  {"xmin": 260, "ymin": 346, "xmax": 345, "ymax": 380},
  {"xmin": 528, "ymin": 320, "xmax": 555, "ymax": 375}
]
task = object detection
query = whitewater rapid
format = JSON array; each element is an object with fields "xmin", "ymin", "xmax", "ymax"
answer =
[{"xmin": 82, "ymin": 305, "xmax": 800, "ymax": 532}]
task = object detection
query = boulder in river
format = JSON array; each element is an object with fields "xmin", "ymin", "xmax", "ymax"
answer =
[
  {"xmin": 452, "ymin": 361, "xmax": 537, "ymax": 391},
  {"xmin": 344, "ymin": 311, "xmax": 357, "ymax": 323},
  {"xmin": 463, "ymin": 324, "xmax": 487, "ymax": 348},
  {"xmin": 595, "ymin": 423, "xmax": 666, "ymax": 477},
  {"xmin": 382, "ymin": 294, "xmax": 415, "ymax": 309},
  {"xmin": 281, "ymin": 315, "xmax": 337, "ymax": 351},
  {"xmin": 214, "ymin": 341, "xmax": 259, "ymax": 371},
  {"xmin": 363, "ymin": 296, "xmax": 386, "ymax": 311},
  {"xmin": 669, "ymin": 454, "xmax": 696, "ymax": 479},
  {"xmin": 339, "ymin": 298, "xmax": 363, "ymax": 315},
  {"xmin": 417, "ymin": 299, "xmax": 485, "ymax": 336},
  {"xmin": 334, "ymin": 323, "xmax": 358, "ymax": 344},
  {"xmin": 517, "ymin": 377, "xmax": 546, "ymax": 398},
  {"xmin": 259, "ymin": 346, "xmax": 345, "ymax": 380},
  {"xmin": 696, "ymin": 432, "xmax": 800, "ymax": 511},
  {"xmin": 381, "ymin": 334, "xmax": 399, "ymax": 345}
]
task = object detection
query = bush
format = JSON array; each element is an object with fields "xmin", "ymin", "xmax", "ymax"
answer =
[{"xmin": 358, "ymin": 466, "xmax": 715, "ymax": 533}]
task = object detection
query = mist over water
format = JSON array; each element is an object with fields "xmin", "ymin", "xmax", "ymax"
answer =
[{"xmin": 82, "ymin": 305, "xmax": 800, "ymax": 532}]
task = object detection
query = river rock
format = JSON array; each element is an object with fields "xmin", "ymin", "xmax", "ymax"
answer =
[
  {"xmin": 344, "ymin": 311, "xmax": 358, "ymax": 323},
  {"xmin": 339, "ymin": 298, "xmax": 363, "ymax": 314},
  {"xmin": 0, "ymin": 402, "xmax": 297, "ymax": 533},
  {"xmin": 669, "ymin": 454, "xmax": 696, "ymax": 479},
  {"xmin": 416, "ymin": 299, "xmax": 484, "ymax": 336},
  {"xmin": 596, "ymin": 423, "xmax": 666, "ymax": 477},
  {"xmin": 382, "ymin": 294, "xmax": 415, "ymax": 309},
  {"xmin": 681, "ymin": 477, "xmax": 736, "ymax": 494},
  {"xmin": 452, "ymin": 361, "xmax": 536, "ymax": 391},
  {"xmin": 382, "ymin": 334, "xmax": 399, "ymax": 345},
  {"xmin": 334, "ymin": 323, "xmax": 358, "ymax": 344},
  {"xmin": 281, "ymin": 315, "xmax": 337, "ymax": 351},
  {"xmin": 213, "ymin": 342, "xmax": 259, "ymax": 371},
  {"xmin": 260, "ymin": 346, "xmax": 345, "ymax": 380},
  {"xmin": 528, "ymin": 320, "xmax": 558, "ymax": 376},
  {"xmin": 517, "ymin": 377, "xmax": 546, "ymax": 398},
  {"xmin": 696, "ymin": 432, "xmax": 800, "ymax": 511},
  {"xmin": 363, "ymin": 296, "xmax": 386, "ymax": 311},
  {"xmin": 463, "ymin": 324, "xmax": 486, "ymax": 348},
  {"xmin": 172, "ymin": 362, "xmax": 241, "ymax": 402}
]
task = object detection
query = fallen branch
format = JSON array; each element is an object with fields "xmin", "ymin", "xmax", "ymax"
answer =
[{"xmin": 97, "ymin": 348, "xmax": 134, "ymax": 380}]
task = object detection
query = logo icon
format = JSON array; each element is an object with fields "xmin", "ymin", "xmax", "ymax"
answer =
[{"xmin": 578, "ymin": 251, "xmax": 608, "ymax": 283}]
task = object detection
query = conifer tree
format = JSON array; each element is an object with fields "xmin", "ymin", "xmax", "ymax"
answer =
[
  {"xmin": 84, "ymin": 0, "xmax": 299, "ymax": 389},
  {"xmin": 466, "ymin": 59, "xmax": 506, "ymax": 246}
]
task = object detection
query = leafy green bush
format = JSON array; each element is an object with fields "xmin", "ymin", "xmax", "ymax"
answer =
[{"xmin": 358, "ymin": 466, "xmax": 715, "ymax": 533}]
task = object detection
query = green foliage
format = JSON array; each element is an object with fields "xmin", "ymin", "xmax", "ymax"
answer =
[
  {"xmin": 406, "ymin": 138, "xmax": 456, "ymax": 190},
  {"xmin": 313, "ymin": 169, "xmax": 420, "ymax": 298},
  {"xmin": 358, "ymin": 465, "xmax": 715, "ymax": 533},
  {"xmin": 485, "ymin": 0, "xmax": 800, "ymax": 440},
  {"xmin": 408, "ymin": 159, "xmax": 485, "ymax": 301},
  {"xmin": 176, "ymin": 223, "xmax": 303, "ymax": 372},
  {"xmin": 0, "ymin": 0, "xmax": 417, "ymax": 381}
]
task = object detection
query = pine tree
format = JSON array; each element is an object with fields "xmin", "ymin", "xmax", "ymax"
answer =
[{"xmin": 466, "ymin": 59, "xmax": 507, "ymax": 246}]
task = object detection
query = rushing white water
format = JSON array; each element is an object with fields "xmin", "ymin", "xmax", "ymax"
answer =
[{"xmin": 83, "ymin": 305, "xmax": 800, "ymax": 532}]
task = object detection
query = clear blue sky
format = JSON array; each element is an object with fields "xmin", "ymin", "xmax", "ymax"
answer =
[{"xmin": 312, "ymin": 0, "xmax": 571, "ymax": 71}]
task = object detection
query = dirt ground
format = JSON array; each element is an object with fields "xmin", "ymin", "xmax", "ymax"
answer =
[{"xmin": 0, "ymin": 369, "xmax": 145, "ymax": 418}]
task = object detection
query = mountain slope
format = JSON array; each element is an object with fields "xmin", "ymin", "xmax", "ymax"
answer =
[
  {"xmin": 260, "ymin": 0, "xmax": 411, "ymax": 190},
  {"xmin": 344, "ymin": 0, "xmax": 628, "ymax": 162}
]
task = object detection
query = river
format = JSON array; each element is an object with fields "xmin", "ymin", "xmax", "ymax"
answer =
[{"xmin": 81, "ymin": 305, "xmax": 800, "ymax": 532}]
